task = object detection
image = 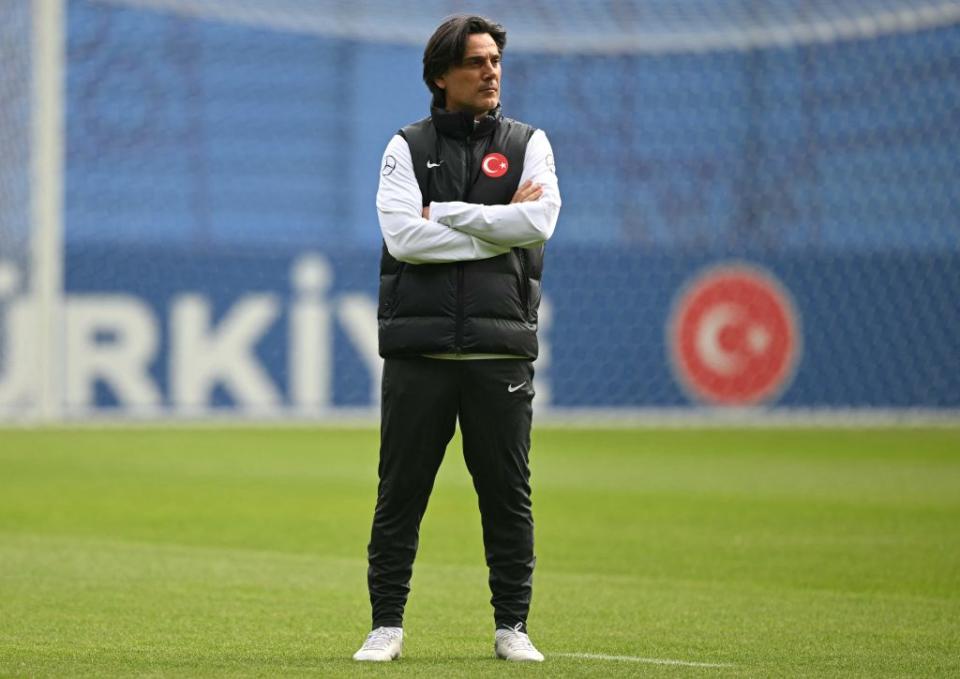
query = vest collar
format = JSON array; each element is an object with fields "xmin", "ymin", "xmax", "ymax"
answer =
[{"xmin": 431, "ymin": 104, "xmax": 501, "ymax": 140}]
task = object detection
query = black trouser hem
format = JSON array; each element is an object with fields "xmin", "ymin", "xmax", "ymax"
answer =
[{"xmin": 495, "ymin": 619, "xmax": 528, "ymax": 634}]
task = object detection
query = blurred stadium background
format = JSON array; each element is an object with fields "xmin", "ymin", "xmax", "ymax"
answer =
[
  {"xmin": 3, "ymin": 3, "xmax": 960, "ymax": 676},
  {"xmin": 2, "ymin": 0, "xmax": 959, "ymax": 423}
]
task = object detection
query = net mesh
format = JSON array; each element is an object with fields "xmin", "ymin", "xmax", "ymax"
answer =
[
  {"xmin": 2, "ymin": 0, "xmax": 959, "ymax": 418},
  {"xmin": 0, "ymin": 0, "xmax": 35, "ymax": 413}
]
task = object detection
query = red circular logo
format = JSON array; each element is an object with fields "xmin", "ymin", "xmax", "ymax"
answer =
[
  {"xmin": 668, "ymin": 264, "xmax": 801, "ymax": 405},
  {"xmin": 481, "ymin": 152, "xmax": 509, "ymax": 178}
]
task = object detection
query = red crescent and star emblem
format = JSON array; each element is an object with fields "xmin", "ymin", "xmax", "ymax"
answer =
[
  {"xmin": 481, "ymin": 152, "xmax": 509, "ymax": 178},
  {"xmin": 667, "ymin": 264, "xmax": 801, "ymax": 406}
]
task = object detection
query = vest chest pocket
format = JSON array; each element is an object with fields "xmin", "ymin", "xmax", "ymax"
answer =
[
  {"xmin": 516, "ymin": 249, "xmax": 530, "ymax": 320},
  {"xmin": 379, "ymin": 263, "xmax": 406, "ymax": 316}
]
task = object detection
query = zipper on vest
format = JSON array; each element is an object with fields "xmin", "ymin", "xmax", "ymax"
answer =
[
  {"xmin": 455, "ymin": 262, "xmax": 464, "ymax": 351},
  {"xmin": 462, "ymin": 136, "xmax": 472, "ymax": 200},
  {"xmin": 455, "ymin": 135, "xmax": 472, "ymax": 352}
]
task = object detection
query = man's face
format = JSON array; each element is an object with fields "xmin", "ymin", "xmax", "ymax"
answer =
[{"xmin": 435, "ymin": 33, "xmax": 501, "ymax": 117}]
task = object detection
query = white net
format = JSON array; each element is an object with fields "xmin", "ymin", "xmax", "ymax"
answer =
[{"xmin": 98, "ymin": 0, "xmax": 960, "ymax": 53}]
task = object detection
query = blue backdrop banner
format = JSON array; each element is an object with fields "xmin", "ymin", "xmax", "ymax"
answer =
[{"xmin": 45, "ymin": 245, "xmax": 959, "ymax": 413}]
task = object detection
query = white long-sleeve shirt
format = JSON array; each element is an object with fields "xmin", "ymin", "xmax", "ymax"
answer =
[{"xmin": 376, "ymin": 129, "xmax": 561, "ymax": 264}]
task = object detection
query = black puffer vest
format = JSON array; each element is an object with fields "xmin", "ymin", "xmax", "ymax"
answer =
[{"xmin": 378, "ymin": 106, "xmax": 544, "ymax": 359}]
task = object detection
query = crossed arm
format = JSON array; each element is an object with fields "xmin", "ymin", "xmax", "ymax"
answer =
[
  {"xmin": 376, "ymin": 130, "xmax": 561, "ymax": 264},
  {"xmin": 422, "ymin": 179, "xmax": 543, "ymax": 218}
]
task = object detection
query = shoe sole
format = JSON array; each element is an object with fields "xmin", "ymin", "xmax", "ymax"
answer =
[
  {"xmin": 495, "ymin": 651, "xmax": 544, "ymax": 662},
  {"xmin": 353, "ymin": 650, "xmax": 401, "ymax": 662}
]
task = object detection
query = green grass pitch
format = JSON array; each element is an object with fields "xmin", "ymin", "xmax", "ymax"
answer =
[{"xmin": 1, "ymin": 426, "xmax": 958, "ymax": 677}]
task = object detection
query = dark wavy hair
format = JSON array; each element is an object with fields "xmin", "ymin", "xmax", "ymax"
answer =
[{"xmin": 423, "ymin": 15, "xmax": 507, "ymax": 109}]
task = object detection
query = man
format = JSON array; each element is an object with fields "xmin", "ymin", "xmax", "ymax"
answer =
[{"xmin": 353, "ymin": 14, "xmax": 561, "ymax": 663}]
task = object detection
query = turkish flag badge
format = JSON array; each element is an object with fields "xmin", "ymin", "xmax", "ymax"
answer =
[{"xmin": 481, "ymin": 153, "xmax": 509, "ymax": 178}]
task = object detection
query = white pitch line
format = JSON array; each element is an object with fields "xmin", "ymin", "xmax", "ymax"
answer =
[{"xmin": 555, "ymin": 652, "xmax": 732, "ymax": 668}]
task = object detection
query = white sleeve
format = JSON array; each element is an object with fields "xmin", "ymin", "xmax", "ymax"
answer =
[
  {"xmin": 376, "ymin": 135, "xmax": 512, "ymax": 264},
  {"xmin": 427, "ymin": 129, "xmax": 561, "ymax": 247}
]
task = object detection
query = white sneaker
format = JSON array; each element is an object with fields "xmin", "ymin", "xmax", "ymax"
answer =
[
  {"xmin": 352, "ymin": 626, "xmax": 403, "ymax": 661},
  {"xmin": 494, "ymin": 623, "xmax": 544, "ymax": 662}
]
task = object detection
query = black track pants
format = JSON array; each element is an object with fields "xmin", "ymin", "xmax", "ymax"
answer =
[{"xmin": 366, "ymin": 356, "xmax": 536, "ymax": 630}]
